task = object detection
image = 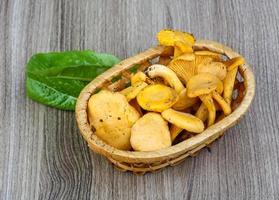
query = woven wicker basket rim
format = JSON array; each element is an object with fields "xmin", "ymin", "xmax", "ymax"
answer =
[{"xmin": 75, "ymin": 40, "xmax": 255, "ymax": 163}]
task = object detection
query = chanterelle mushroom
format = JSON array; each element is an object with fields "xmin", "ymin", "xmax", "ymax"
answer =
[
  {"xmin": 223, "ymin": 57, "xmax": 245, "ymax": 105},
  {"xmin": 88, "ymin": 90, "xmax": 140, "ymax": 150},
  {"xmin": 162, "ymin": 109, "xmax": 204, "ymax": 133},
  {"xmin": 157, "ymin": 29, "xmax": 195, "ymax": 46},
  {"xmin": 157, "ymin": 29, "xmax": 195, "ymax": 58},
  {"xmin": 194, "ymin": 51, "xmax": 222, "ymax": 61},
  {"xmin": 137, "ymin": 84, "xmax": 178, "ymax": 112},
  {"xmin": 146, "ymin": 64, "xmax": 193, "ymax": 111},
  {"xmin": 197, "ymin": 61, "xmax": 227, "ymax": 81},
  {"xmin": 168, "ymin": 53, "xmax": 196, "ymax": 83},
  {"xmin": 187, "ymin": 73, "xmax": 231, "ymax": 126},
  {"xmin": 130, "ymin": 113, "xmax": 171, "ymax": 151},
  {"xmin": 187, "ymin": 73, "xmax": 222, "ymax": 126}
]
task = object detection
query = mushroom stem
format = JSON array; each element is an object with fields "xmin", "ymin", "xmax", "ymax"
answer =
[
  {"xmin": 212, "ymin": 91, "xmax": 231, "ymax": 115},
  {"xmin": 146, "ymin": 64, "xmax": 185, "ymax": 93},
  {"xmin": 223, "ymin": 67, "xmax": 238, "ymax": 105},
  {"xmin": 223, "ymin": 57, "xmax": 245, "ymax": 105},
  {"xmin": 199, "ymin": 94, "xmax": 216, "ymax": 127},
  {"xmin": 195, "ymin": 103, "xmax": 208, "ymax": 122}
]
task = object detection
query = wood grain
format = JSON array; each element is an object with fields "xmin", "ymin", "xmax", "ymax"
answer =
[{"xmin": 0, "ymin": 0, "xmax": 278, "ymax": 199}]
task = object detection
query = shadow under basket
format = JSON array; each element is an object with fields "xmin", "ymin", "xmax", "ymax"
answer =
[{"xmin": 75, "ymin": 40, "xmax": 255, "ymax": 175}]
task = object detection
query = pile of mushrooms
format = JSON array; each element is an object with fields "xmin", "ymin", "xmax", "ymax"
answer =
[{"xmin": 87, "ymin": 29, "xmax": 245, "ymax": 151}]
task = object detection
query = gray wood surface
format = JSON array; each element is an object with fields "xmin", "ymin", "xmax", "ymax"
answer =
[{"xmin": 0, "ymin": 0, "xmax": 279, "ymax": 199}]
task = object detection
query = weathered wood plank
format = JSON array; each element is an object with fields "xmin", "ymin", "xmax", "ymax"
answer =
[{"xmin": 0, "ymin": 0, "xmax": 278, "ymax": 199}]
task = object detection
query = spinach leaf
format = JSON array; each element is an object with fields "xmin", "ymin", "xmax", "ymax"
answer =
[{"xmin": 26, "ymin": 50, "xmax": 120, "ymax": 110}]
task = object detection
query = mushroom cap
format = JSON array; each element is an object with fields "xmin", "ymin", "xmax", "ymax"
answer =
[
  {"xmin": 162, "ymin": 109, "xmax": 204, "ymax": 133},
  {"xmin": 195, "ymin": 55, "xmax": 213, "ymax": 68},
  {"xmin": 197, "ymin": 61, "xmax": 227, "ymax": 80},
  {"xmin": 88, "ymin": 90, "xmax": 140, "ymax": 150},
  {"xmin": 187, "ymin": 73, "xmax": 223, "ymax": 98},
  {"xmin": 173, "ymin": 41, "xmax": 193, "ymax": 57},
  {"xmin": 157, "ymin": 29, "xmax": 195, "ymax": 46},
  {"xmin": 137, "ymin": 84, "xmax": 178, "ymax": 112},
  {"xmin": 130, "ymin": 113, "xmax": 171, "ymax": 151}
]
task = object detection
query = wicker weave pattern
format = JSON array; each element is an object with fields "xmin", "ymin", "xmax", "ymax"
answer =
[{"xmin": 75, "ymin": 40, "xmax": 255, "ymax": 174}]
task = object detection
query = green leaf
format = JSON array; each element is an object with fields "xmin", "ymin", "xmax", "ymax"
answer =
[
  {"xmin": 26, "ymin": 50, "xmax": 120, "ymax": 110},
  {"xmin": 129, "ymin": 64, "xmax": 140, "ymax": 74}
]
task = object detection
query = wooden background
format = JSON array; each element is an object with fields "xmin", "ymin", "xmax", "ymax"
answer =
[{"xmin": 0, "ymin": 0, "xmax": 278, "ymax": 199}]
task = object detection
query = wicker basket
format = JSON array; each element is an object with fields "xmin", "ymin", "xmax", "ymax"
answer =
[{"xmin": 75, "ymin": 40, "xmax": 255, "ymax": 174}]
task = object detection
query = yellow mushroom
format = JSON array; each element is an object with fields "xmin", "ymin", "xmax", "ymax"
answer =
[
  {"xmin": 131, "ymin": 71, "xmax": 147, "ymax": 86},
  {"xmin": 172, "ymin": 88, "xmax": 198, "ymax": 110},
  {"xmin": 157, "ymin": 29, "xmax": 195, "ymax": 46},
  {"xmin": 223, "ymin": 57, "xmax": 245, "ymax": 105},
  {"xmin": 195, "ymin": 103, "xmax": 208, "ymax": 122},
  {"xmin": 199, "ymin": 94, "xmax": 216, "ymax": 126},
  {"xmin": 173, "ymin": 41, "xmax": 193, "ymax": 57},
  {"xmin": 194, "ymin": 51, "xmax": 222, "ymax": 61},
  {"xmin": 130, "ymin": 113, "xmax": 171, "ymax": 151},
  {"xmin": 187, "ymin": 73, "xmax": 223, "ymax": 98},
  {"xmin": 197, "ymin": 61, "xmax": 227, "ymax": 80},
  {"xmin": 195, "ymin": 55, "xmax": 213, "ymax": 69},
  {"xmin": 188, "ymin": 73, "xmax": 231, "ymax": 126},
  {"xmin": 223, "ymin": 56, "xmax": 245, "ymax": 71},
  {"xmin": 187, "ymin": 73, "xmax": 223, "ymax": 126},
  {"xmin": 120, "ymin": 81, "xmax": 148, "ymax": 102},
  {"xmin": 162, "ymin": 109, "xmax": 204, "ymax": 133},
  {"xmin": 212, "ymin": 91, "xmax": 231, "ymax": 115},
  {"xmin": 146, "ymin": 64, "xmax": 185, "ymax": 93},
  {"xmin": 168, "ymin": 54, "xmax": 196, "ymax": 83},
  {"xmin": 195, "ymin": 98, "xmax": 228, "ymax": 122},
  {"xmin": 137, "ymin": 84, "xmax": 178, "ymax": 112},
  {"xmin": 88, "ymin": 90, "xmax": 140, "ymax": 150}
]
